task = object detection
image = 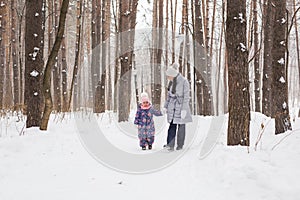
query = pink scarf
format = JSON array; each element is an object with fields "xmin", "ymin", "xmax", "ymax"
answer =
[{"xmin": 141, "ymin": 104, "xmax": 151, "ymax": 110}]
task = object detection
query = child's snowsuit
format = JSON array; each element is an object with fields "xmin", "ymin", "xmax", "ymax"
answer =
[{"xmin": 134, "ymin": 104, "xmax": 162, "ymax": 148}]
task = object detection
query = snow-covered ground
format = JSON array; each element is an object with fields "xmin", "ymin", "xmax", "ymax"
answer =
[{"xmin": 0, "ymin": 111, "xmax": 300, "ymax": 200}]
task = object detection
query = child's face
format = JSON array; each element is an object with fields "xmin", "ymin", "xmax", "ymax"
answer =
[
  {"xmin": 142, "ymin": 101, "xmax": 149, "ymax": 106},
  {"xmin": 167, "ymin": 76, "xmax": 174, "ymax": 81}
]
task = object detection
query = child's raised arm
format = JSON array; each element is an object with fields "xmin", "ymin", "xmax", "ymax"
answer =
[{"xmin": 150, "ymin": 107, "xmax": 163, "ymax": 116}]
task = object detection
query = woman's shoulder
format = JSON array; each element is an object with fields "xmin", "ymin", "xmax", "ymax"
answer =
[
  {"xmin": 177, "ymin": 74, "xmax": 186, "ymax": 82},
  {"xmin": 176, "ymin": 74, "xmax": 188, "ymax": 85}
]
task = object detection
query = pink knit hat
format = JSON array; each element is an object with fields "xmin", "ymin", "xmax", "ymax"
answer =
[
  {"xmin": 140, "ymin": 92, "xmax": 149, "ymax": 103},
  {"xmin": 141, "ymin": 96, "xmax": 149, "ymax": 103}
]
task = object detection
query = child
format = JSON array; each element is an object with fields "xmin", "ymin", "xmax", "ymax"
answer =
[{"xmin": 134, "ymin": 93, "xmax": 162, "ymax": 150}]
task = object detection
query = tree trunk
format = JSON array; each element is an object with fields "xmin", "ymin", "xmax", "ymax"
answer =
[
  {"xmin": 118, "ymin": 0, "xmax": 131, "ymax": 122},
  {"xmin": 5, "ymin": 29, "xmax": 13, "ymax": 110},
  {"xmin": 153, "ymin": 0, "xmax": 163, "ymax": 109},
  {"xmin": 226, "ymin": 0, "xmax": 250, "ymax": 146},
  {"xmin": 91, "ymin": 0, "xmax": 97, "ymax": 107},
  {"xmin": 165, "ymin": 0, "xmax": 169, "ymax": 66},
  {"xmin": 170, "ymin": 0, "xmax": 178, "ymax": 64},
  {"xmin": 209, "ymin": 0, "xmax": 216, "ymax": 58},
  {"xmin": 215, "ymin": 0, "xmax": 226, "ymax": 115},
  {"xmin": 0, "ymin": 1, "xmax": 7, "ymax": 111},
  {"xmin": 68, "ymin": 0, "xmax": 82, "ymax": 112},
  {"xmin": 204, "ymin": 0, "xmax": 212, "ymax": 116},
  {"xmin": 151, "ymin": 0, "xmax": 158, "ymax": 102},
  {"xmin": 271, "ymin": 0, "xmax": 292, "ymax": 134},
  {"xmin": 118, "ymin": 0, "xmax": 139, "ymax": 122},
  {"xmin": 112, "ymin": 0, "xmax": 119, "ymax": 112},
  {"xmin": 293, "ymin": 0, "xmax": 300, "ymax": 117},
  {"xmin": 253, "ymin": 0, "xmax": 261, "ymax": 112},
  {"xmin": 99, "ymin": 0, "xmax": 110, "ymax": 113},
  {"xmin": 106, "ymin": 0, "xmax": 112, "ymax": 110},
  {"xmin": 262, "ymin": 0, "xmax": 275, "ymax": 117},
  {"xmin": 25, "ymin": 0, "xmax": 44, "ymax": 127},
  {"xmin": 193, "ymin": 0, "xmax": 208, "ymax": 115},
  {"xmin": 11, "ymin": 0, "xmax": 20, "ymax": 111},
  {"xmin": 52, "ymin": 0, "xmax": 62, "ymax": 112},
  {"xmin": 61, "ymin": 32, "xmax": 68, "ymax": 112},
  {"xmin": 40, "ymin": 0, "xmax": 69, "ymax": 130},
  {"xmin": 92, "ymin": 0, "xmax": 102, "ymax": 113},
  {"xmin": 18, "ymin": 4, "xmax": 25, "ymax": 109}
]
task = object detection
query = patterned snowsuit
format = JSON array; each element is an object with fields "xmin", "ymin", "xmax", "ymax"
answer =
[{"xmin": 134, "ymin": 104, "xmax": 162, "ymax": 148}]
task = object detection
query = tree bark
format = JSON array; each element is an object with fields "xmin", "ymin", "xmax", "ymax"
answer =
[
  {"xmin": 153, "ymin": 0, "xmax": 163, "ymax": 109},
  {"xmin": 271, "ymin": 0, "xmax": 292, "ymax": 134},
  {"xmin": 40, "ymin": 0, "xmax": 69, "ymax": 130},
  {"xmin": 17, "ymin": 3, "xmax": 25, "ymax": 109},
  {"xmin": 226, "ymin": 0, "xmax": 250, "ymax": 146},
  {"xmin": 151, "ymin": 0, "xmax": 158, "ymax": 102},
  {"xmin": 52, "ymin": 0, "xmax": 62, "ymax": 112},
  {"xmin": 98, "ymin": 0, "xmax": 110, "ymax": 113},
  {"xmin": 112, "ymin": 0, "xmax": 119, "ymax": 112},
  {"xmin": 0, "ymin": 0, "xmax": 7, "ymax": 110},
  {"xmin": 262, "ymin": 0, "xmax": 275, "ymax": 117},
  {"xmin": 118, "ymin": 0, "xmax": 139, "ymax": 122},
  {"xmin": 68, "ymin": 0, "xmax": 82, "ymax": 112},
  {"xmin": 11, "ymin": 0, "xmax": 20, "ymax": 111},
  {"xmin": 106, "ymin": 0, "xmax": 112, "ymax": 110},
  {"xmin": 25, "ymin": 0, "xmax": 44, "ymax": 127},
  {"xmin": 61, "ymin": 31, "xmax": 68, "ymax": 112},
  {"xmin": 92, "ymin": 0, "xmax": 102, "ymax": 113},
  {"xmin": 170, "ymin": 0, "xmax": 178, "ymax": 64},
  {"xmin": 253, "ymin": 0, "xmax": 261, "ymax": 112},
  {"xmin": 193, "ymin": 0, "xmax": 208, "ymax": 115}
]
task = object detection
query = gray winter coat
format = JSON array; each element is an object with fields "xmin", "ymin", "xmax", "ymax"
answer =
[{"xmin": 164, "ymin": 74, "xmax": 193, "ymax": 124}]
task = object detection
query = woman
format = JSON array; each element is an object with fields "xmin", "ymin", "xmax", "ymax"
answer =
[{"xmin": 164, "ymin": 63, "xmax": 192, "ymax": 151}]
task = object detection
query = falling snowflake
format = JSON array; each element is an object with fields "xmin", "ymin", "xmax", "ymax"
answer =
[
  {"xmin": 281, "ymin": 18, "xmax": 286, "ymax": 24},
  {"xmin": 33, "ymin": 34, "xmax": 38, "ymax": 37},
  {"xmin": 239, "ymin": 43, "xmax": 247, "ymax": 52},
  {"xmin": 35, "ymin": 12, "xmax": 39, "ymax": 17},
  {"xmin": 282, "ymin": 102, "xmax": 287, "ymax": 109},
  {"xmin": 279, "ymin": 76, "xmax": 285, "ymax": 83},
  {"xmin": 234, "ymin": 13, "xmax": 246, "ymax": 23},
  {"xmin": 30, "ymin": 70, "xmax": 39, "ymax": 77},
  {"xmin": 32, "ymin": 52, "xmax": 38, "ymax": 58},
  {"xmin": 238, "ymin": 13, "xmax": 246, "ymax": 23},
  {"xmin": 124, "ymin": 10, "xmax": 131, "ymax": 16},
  {"xmin": 277, "ymin": 58, "xmax": 285, "ymax": 65},
  {"xmin": 34, "ymin": 92, "xmax": 38, "ymax": 96}
]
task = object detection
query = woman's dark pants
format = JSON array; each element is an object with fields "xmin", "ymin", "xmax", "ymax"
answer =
[{"xmin": 167, "ymin": 121, "xmax": 185, "ymax": 148}]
